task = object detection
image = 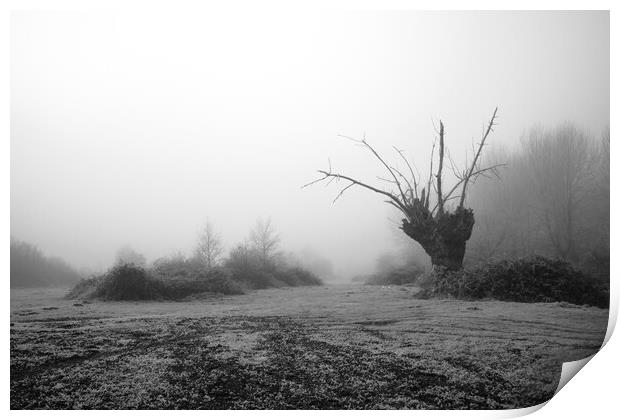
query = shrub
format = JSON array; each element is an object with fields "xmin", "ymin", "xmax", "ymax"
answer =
[
  {"xmin": 96, "ymin": 264, "xmax": 164, "ymax": 300},
  {"xmin": 67, "ymin": 264, "xmax": 244, "ymax": 301},
  {"xmin": 67, "ymin": 264, "xmax": 164, "ymax": 301},
  {"xmin": 197, "ymin": 269, "xmax": 244, "ymax": 295},
  {"xmin": 286, "ymin": 267, "xmax": 323, "ymax": 286},
  {"xmin": 68, "ymin": 258, "xmax": 323, "ymax": 301},
  {"xmin": 65, "ymin": 276, "xmax": 100, "ymax": 299},
  {"xmin": 417, "ymin": 256, "xmax": 609, "ymax": 308},
  {"xmin": 161, "ymin": 268, "xmax": 244, "ymax": 298}
]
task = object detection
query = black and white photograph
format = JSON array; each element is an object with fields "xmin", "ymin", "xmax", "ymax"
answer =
[{"xmin": 8, "ymin": 3, "xmax": 612, "ymax": 412}]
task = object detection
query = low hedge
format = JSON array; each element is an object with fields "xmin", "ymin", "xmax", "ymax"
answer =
[
  {"xmin": 67, "ymin": 264, "xmax": 242, "ymax": 301},
  {"xmin": 418, "ymin": 255, "xmax": 608, "ymax": 308},
  {"xmin": 67, "ymin": 263, "xmax": 323, "ymax": 301}
]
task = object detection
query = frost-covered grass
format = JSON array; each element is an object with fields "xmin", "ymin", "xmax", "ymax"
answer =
[{"xmin": 10, "ymin": 285, "xmax": 608, "ymax": 409}]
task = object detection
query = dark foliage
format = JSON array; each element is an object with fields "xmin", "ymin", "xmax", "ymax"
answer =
[
  {"xmin": 67, "ymin": 262, "xmax": 322, "ymax": 301},
  {"xmin": 418, "ymin": 256, "xmax": 608, "ymax": 308},
  {"xmin": 67, "ymin": 264, "xmax": 244, "ymax": 301},
  {"xmin": 68, "ymin": 264, "xmax": 165, "ymax": 301},
  {"xmin": 161, "ymin": 268, "xmax": 244, "ymax": 298},
  {"xmin": 10, "ymin": 237, "xmax": 81, "ymax": 288}
]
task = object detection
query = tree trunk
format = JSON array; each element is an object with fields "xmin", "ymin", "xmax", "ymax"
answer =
[{"xmin": 401, "ymin": 206, "xmax": 475, "ymax": 271}]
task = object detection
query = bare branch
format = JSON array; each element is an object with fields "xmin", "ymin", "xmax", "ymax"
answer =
[
  {"xmin": 301, "ymin": 176, "xmax": 327, "ymax": 189},
  {"xmin": 435, "ymin": 163, "xmax": 505, "ymax": 213},
  {"xmin": 333, "ymin": 181, "xmax": 356, "ymax": 203},
  {"xmin": 384, "ymin": 200, "xmax": 404, "ymax": 212},
  {"xmin": 377, "ymin": 176, "xmax": 398, "ymax": 184},
  {"xmin": 393, "ymin": 147, "xmax": 419, "ymax": 198},
  {"xmin": 307, "ymin": 169, "xmax": 409, "ymax": 214},
  {"xmin": 338, "ymin": 134, "xmax": 408, "ymax": 205},
  {"xmin": 436, "ymin": 121, "xmax": 445, "ymax": 214},
  {"xmin": 389, "ymin": 165, "xmax": 415, "ymax": 203},
  {"xmin": 458, "ymin": 107, "xmax": 499, "ymax": 208},
  {"xmin": 446, "ymin": 149, "xmax": 461, "ymax": 181},
  {"xmin": 426, "ymin": 141, "xmax": 436, "ymax": 209}
]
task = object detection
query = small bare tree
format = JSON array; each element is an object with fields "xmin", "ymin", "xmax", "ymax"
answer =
[
  {"xmin": 250, "ymin": 217, "xmax": 280, "ymax": 269},
  {"xmin": 304, "ymin": 108, "xmax": 501, "ymax": 270},
  {"xmin": 194, "ymin": 221, "xmax": 224, "ymax": 269}
]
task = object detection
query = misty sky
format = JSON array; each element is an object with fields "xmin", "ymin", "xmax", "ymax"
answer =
[{"xmin": 11, "ymin": 9, "xmax": 609, "ymax": 278}]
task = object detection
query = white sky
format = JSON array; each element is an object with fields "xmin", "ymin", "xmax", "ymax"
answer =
[{"xmin": 10, "ymin": 9, "xmax": 609, "ymax": 277}]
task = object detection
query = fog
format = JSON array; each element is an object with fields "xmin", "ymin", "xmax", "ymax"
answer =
[{"xmin": 11, "ymin": 9, "xmax": 609, "ymax": 280}]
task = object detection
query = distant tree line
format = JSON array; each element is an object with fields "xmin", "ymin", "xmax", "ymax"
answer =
[
  {"xmin": 10, "ymin": 237, "xmax": 81, "ymax": 288},
  {"xmin": 465, "ymin": 123, "xmax": 609, "ymax": 279}
]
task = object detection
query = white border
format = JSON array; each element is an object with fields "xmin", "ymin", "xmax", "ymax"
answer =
[{"xmin": 2, "ymin": 1, "xmax": 616, "ymax": 419}]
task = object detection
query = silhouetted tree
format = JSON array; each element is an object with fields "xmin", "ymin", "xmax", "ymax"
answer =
[
  {"xmin": 194, "ymin": 220, "xmax": 224, "ymax": 269},
  {"xmin": 523, "ymin": 124, "xmax": 593, "ymax": 262},
  {"xmin": 305, "ymin": 108, "xmax": 501, "ymax": 270},
  {"xmin": 465, "ymin": 122, "xmax": 609, "ymax": 275},
  {"xmin": 250, "ymin": 217, "xmax": 280, "ymax": 269}
]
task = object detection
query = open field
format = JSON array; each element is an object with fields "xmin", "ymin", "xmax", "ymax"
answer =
[{"xmin": 10, "ymin": 284, "xmax": 608, "ymax": 409}]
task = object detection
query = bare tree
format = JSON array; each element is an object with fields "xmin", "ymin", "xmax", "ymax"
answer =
[
  {"xmin": 250, "ymin": 217, "xmax": 280, "ymax": 269},
  {"xmin": 194, "ymin": 220, "xmax": 224, "ymax": 269},
  {"xmin": 465, "ymin": 122, "xmax": 609, "ymax": 269},
  {"xmin": 304, "ymin": 108, "xmax": 501, "ymax": 270},
  {"xmin": 522, "ymin": 124, "xmax": 594, "ymax": 262}
]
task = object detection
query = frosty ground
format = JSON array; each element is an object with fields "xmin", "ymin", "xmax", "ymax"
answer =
[{"xmin": 10, "ymin": 284, "xmax": 608, "ymax": 409}]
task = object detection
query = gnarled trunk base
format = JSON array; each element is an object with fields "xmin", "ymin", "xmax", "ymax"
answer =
[{"xmin": 401, "ymin": 206, "xmax": 475, "ymax": 271}]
